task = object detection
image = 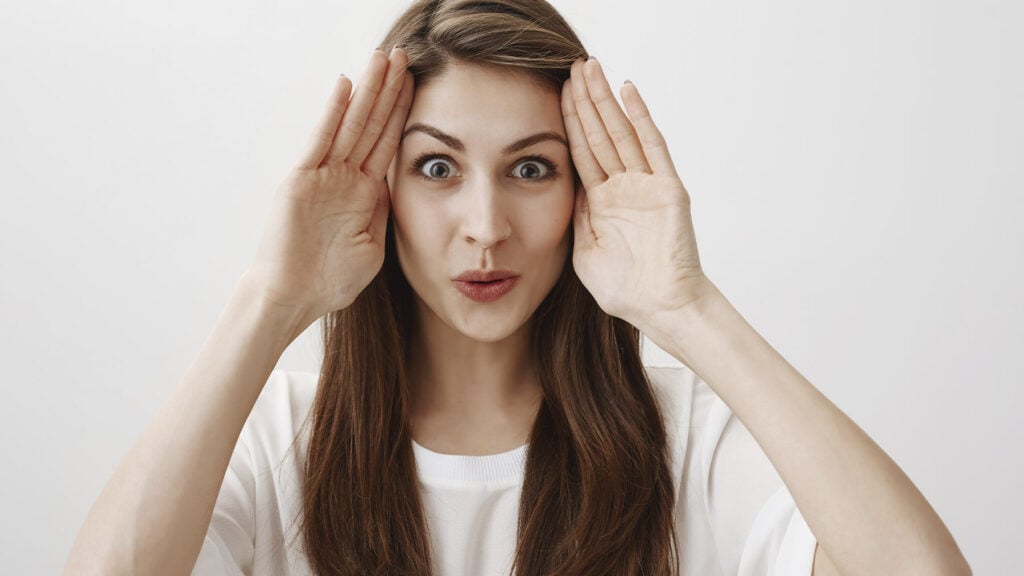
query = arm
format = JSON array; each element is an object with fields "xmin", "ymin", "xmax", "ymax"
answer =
[
  {"xmin": 65, "ymin": 46, "xmax": 413, "ymax": 575},
  {"xmin": 63, "ymin": 274, "xmax": 313, "ymax": 576},
  {"xmin": 560, "ymin": 56, "xmax": 971, "ymax": 576},
  {"xmin": 643, "ymin": 278, "xmax": 971, "ymax": 576}
]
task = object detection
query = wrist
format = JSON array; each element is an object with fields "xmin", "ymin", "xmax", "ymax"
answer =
[
  {"xmin": 638, "ymin": 277, "xmax": 728, "ymax": 359},
  {"xmin": 234, "ymin": 272, "xmax": 318, "ymax": 346}
]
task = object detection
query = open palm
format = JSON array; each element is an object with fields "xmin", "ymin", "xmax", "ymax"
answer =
[
  {"xmin": 247, "ymin": 47, "xmax": 414, "ymax": 321},
  {"xmin": 561, "ymin": 58, "xmax": 707, "ymax": 325}
]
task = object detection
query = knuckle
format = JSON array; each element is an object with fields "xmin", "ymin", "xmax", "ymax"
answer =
[
  {"xmin": 375, "ymin": 131, "xmax": 399, "ymax": 152},
  {"xmin": 364, "ymin": 115, "xmax": 386, "ymax": 136},
  {"xmin": 591, "ymin": 89, "xmax": 615, "ymax": 105},
  {"xmin": 343, "ymin": 115, "xmax": 367, "ymax": 135},
  {"xmin": 362, "ymin": 81, "xmax": 382, "ymax": 98},
  {"xmin": 583, "ymin": 127, "xmax": 608, "ymax": 144},
  {"xmin": 570, "ymin": 142, "xmax": 591, "ymax": 157},
  {"xmin": 641, "ymin": 135, "xmax": 666, "ymax": 149},
  {"xmin": 609, "ymin": 126, "xmax": 635, "ymax": 144}
]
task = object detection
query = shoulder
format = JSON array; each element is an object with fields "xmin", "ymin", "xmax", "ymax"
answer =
[
  {"xmin": 645, "ymin": 373, "xmax": 814, "ymax": 572},
  {"xmin": 239, "ymin": 368, "xmax": 319, "ymax": 468},
  {"xmin": 253, "ymin": 368, "xmax": 319, "ymax": 423},
  {"xmin": 644, "ymin": 362, "xmax": 749, "ymax": 472},
  {"xmin": 643, "ymin": 362, "xmax": 731, "ymax": 496},
  {"xmin": 644, "ymin": 362, "xmax": 724, "ymax": 433}
]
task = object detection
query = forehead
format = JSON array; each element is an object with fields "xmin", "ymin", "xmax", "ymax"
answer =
[{"xmin": 404, "ymin": 62, "xmax": 565, "ymax": 146}]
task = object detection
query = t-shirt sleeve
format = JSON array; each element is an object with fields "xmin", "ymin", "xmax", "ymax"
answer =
[
  {"xmin": 191, "ymin": 433, "xmax": 257, "ymax": 576},
  {"xmin": 701, "ymin": 391, "xmax": 818, "ymax": 575}
]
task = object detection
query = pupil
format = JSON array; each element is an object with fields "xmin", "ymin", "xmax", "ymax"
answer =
[
  {"xmin": 430, "ymin": 163, "xmax": 448, "ymax": 178},
  {"xmin": 522, "ymin": 164, "xmax": 539, "ymax": 178}
]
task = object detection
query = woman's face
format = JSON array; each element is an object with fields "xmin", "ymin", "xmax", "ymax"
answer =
[{"xmin": 387, "ymin": 61, "xmax": 575, "ymax": 343}]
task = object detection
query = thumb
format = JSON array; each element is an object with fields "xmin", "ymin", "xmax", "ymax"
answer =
[
  {"xmin": 573, "ymin": 184, "xmax": 596, "ymax": 251},
  {"xmin": 368, "ymin": 179, "xmax": 391, "ymax": 243}
]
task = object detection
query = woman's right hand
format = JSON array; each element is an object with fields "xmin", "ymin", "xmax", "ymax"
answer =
[{"xmin": 244, "ymin": 47, "xmax": 414, "ymax": 325}]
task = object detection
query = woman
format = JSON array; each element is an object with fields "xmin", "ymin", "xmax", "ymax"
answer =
[{"xmin": 65, "ymin": 0, "xmax": 971, "ymax": 575}]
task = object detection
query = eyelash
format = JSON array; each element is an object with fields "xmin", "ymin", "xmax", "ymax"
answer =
[{"xmin": 409, "ymin": 153, "xmax": 559, "ymax": 182}]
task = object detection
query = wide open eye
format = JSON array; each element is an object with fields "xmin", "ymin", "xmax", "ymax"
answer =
[
  {"xmin": 510, "ymin": 157, "xmax": 555, "ymax": 180},
  {"xmin": 413, "ymin": 155, "xmax": 457, "ymax": 180}
]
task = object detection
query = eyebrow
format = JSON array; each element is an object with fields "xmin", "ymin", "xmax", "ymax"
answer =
[{"xmin": 401, "ymin": 122, "xmax": 568, "ymax": 155}]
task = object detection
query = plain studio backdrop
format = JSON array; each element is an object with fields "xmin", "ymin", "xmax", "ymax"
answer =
[{"xmin": 1, "ymin": 0, "xmax": 1020, "ymax": 573}]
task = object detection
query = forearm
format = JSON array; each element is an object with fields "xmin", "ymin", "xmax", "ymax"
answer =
[
  {"xmin": 64, "ymin": 273, "xmax": 314, "ymax": 576},
  {"xmin": 642, "ymin": 280, "xmax": 970, "ymax": 576}
]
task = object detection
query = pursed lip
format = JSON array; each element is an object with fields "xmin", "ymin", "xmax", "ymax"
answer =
[{"xmin": 452, "ymin": 269, "xmax": 520, "ymax": 282}]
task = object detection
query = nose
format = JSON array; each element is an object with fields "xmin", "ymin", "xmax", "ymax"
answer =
[{"xmin": 460, "ymin": 177, "xmax": 512, "ymax": 250}]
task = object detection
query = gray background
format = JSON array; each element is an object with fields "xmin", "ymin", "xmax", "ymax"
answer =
[{"xmin": 1, "ymin": 0, "xmax": 1020, "ymax": 573}]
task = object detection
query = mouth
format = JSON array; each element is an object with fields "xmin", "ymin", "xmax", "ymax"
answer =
[
  {"xmin": 452, "ymin": 269, "xmax": 520, "ymax": 283},
  {"xmin": 452, "ymin": 276, "xmax": 520, "ymax": 303}
]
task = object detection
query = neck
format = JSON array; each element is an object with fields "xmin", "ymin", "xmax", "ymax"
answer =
[{"xmin": 407, "ymin": 299, "xmax": 543, "ymax": 453}]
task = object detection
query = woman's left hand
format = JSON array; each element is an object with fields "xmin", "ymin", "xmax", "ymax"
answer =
[{"xmin": 562, "ymin": 57, "xmax": 710, "ymax": 328}]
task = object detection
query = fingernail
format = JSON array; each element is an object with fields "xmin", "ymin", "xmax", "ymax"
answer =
[
  {"xmin": 624, "ymin": 79, "xmax": 633, "ymax": 85},
  {"xmin": 339, "ymin": 73, "xmax": 346, "ymax": 78}
]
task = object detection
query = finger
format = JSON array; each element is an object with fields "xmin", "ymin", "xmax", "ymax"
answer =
[
  {"xmin": 573, "ymin": 183, "xmax": 597, "ymax": 251},
  {"xmin": 362, "ymin": 72, "xmax": 415, "ymax": 180},
  {"xmin": 324, "ymin": 49, "xmax": 390, "ymax": 165},
  {"xmin": 561, "ymin": 78, "xmax": 606, "ymax": 191},
  {"xmin": 294, "ymin": 75, "xmax": 353, "ymax": 170},
  {"xmin": 620, "ymin": 81, "xmax": 679, "ymax": 178},
  {"xmin": 347, "ymin": 46, "xmax": 409, "ymax": 166},
  {"xmin": 582, "ymin": 58, "xmax": 651, "ymax": 173},
  {"xmin": 570, "ymin": 58, "xmax": 625, "ymax": 175}
]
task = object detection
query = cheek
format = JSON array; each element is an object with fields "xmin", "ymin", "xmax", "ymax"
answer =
[
  {"xmin": 389, "ymin": 180, "xmax": 442, "ymax": 271},
  {"xmin": 525, "ymin": 186, "xmax": 575, "ymax": 249}
]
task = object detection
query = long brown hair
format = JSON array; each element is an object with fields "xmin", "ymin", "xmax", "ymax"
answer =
[{"xmin": 295, "ymin": 1, "xmax": 680, "ymax": 574}]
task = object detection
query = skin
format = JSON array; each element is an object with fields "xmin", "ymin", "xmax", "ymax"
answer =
[
  {"xmin": 237, "ymin": 46, "xmax": 970, "ymax": 575},
  {"xmin": 385, "ymin": 61, "xmax": 575, "ymax": 455},
  {"xmin": 560, "ymin": 57, "xmax": 969, "ymax": 575},
  {"xmin": 64, "ymin": 45, "xmax": 969, "ymax": 575},
  {"xmin": 381, "ymin": 52, "xmax": 969, "ymax": 575},
  {"xmin": 63, "ymin": 49, "xmax": 418, "ymax": 575}
]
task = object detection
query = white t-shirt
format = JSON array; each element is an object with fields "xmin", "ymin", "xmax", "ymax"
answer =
[{"xmin": 192, "ymin": 364, "xmax": 819, "ymax": 575}]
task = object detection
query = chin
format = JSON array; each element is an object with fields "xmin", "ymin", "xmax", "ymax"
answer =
[{"xmin": 449, "ymin": 311, "xmax": 531, "ymax": 343}]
